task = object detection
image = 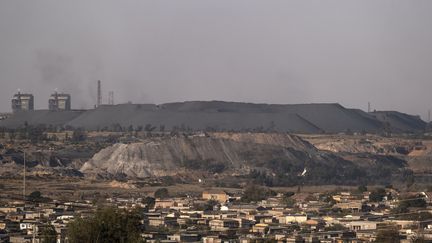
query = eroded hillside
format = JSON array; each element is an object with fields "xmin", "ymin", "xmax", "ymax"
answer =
[
  {"xmin": 81, "ymin": 133, "xmax": 408, "ymax": 185},
  {"xmin": 1, "ymin": 132, "xmax": 428, "ymax": 186}
]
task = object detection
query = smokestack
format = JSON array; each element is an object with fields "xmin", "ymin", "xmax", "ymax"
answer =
[
  {"xmin": 368, "ymin": 102, "xmax": 371, "ymax": 113},
  {"xmin": 97, "ymin": 80, "xmax": 102, "ymax": 107},
  {"xmin": 108, "ymin": 91, "xmax": 114, "ymax": 105}
]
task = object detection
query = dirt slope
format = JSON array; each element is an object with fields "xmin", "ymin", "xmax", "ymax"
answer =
[{"xmin": 80, "ymin": 133, "xmax": 405, "ymax": 185}]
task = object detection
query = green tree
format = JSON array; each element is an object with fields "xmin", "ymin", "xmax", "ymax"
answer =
[
  {"xmin": 72, "ymin": 129, "xmax": 87, "ymax": 142},
  {"xmin": 282, "ymin": 192, "xmax": 296, "ymax": 207},
  {"xmin": 283, "ymin": 197, "xmax": 296, "ymax": 208},
  {"xmin": 28, "ymin": 191, "xmax": 46, "ymax": 203},
  {"xmin": 375, "ymin": 225, "xmax": 400, "ymax": 243},
  {"xmin": 28, "ymin": 125, "xmax": 47, "ymax": 143},
  {"xmin": 241, "ymin": 185, "xmax": 276, "ymax": 203},
  {"xmin": 142, "ymin": 197, "xmax": 155, "ymax": 209},
  {"xmin": 154, "ymin": 188, "xmax": 169, "ymax": 199},
  {"xmin": 369, "ymin": 188, "xmax": 386, "ymax": 202},
  {"xmin": 204, "ymin": 199, "xmax": 219, "ymax": 211},
  {"xmin": 67, "ymin": 207, "xmax": 143, "ymax": 243},
  {"xmin": 394, "ymin": 195, "xmax": 427, "ymax": 214},
  {"xmin": 40, "ymin": 223, "xmax": 57, "ymax": 243},
  {"xmin": 358, "ymin": 185, "xmax": 367, "ymax": 193}
]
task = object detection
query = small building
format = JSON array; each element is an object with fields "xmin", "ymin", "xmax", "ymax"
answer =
[
  {"xmin": 180, "ymin": 233, "xmax": 201, "ymax": 242},
  {"xmin": 334, "ymin": 200, "xmax": 363, "ymax": 212},
  {"xmin": 279, "ymin": 214, "xmax": 308, "ymax": 224},
  {"xmin": 209, "ymin": 219, "xmax": 239, "ymax": 231},
  {"xmin": 252, "ymin": 223, "xmax": 269, "ymax": 234},
  {"xmin": 344, "ymin": 221, "xmax": 377, "ymax": 231},
  {"xmin": 202, "ymin": 190, "xmax": 229, "ymax": 203},
  {"xmin": 24, "ymin": 212, "xmax": 41, "ymax": 220},
  {"xmin": 19, "ymin": 221, "xmax": 34, "ymax": 231},
  {"xmin": 154, "ymin": 199, "xmax": 175, "ymax": 209},
  {"xmin": 9, "ymin": 235, "xmax": 32, "ymax": 243},
  {"xmin": 0, "ymin": 207, "xmax": 18, "ymax": 214},
  {"xmin": 148, "ymin": 217, "xmax": 164, "ymax": 227},
  {"xmin": 202, "ymin": 236, "xmax": 222, "ymax": 243}
]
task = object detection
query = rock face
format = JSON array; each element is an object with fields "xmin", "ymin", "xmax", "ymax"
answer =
[
  {"xmin": 303, "ymin": 135, "xmax": 419, "ymax": 155},
  {"xmin": 80, "ymin": 133, "xmax": 406, "ymax": 185},
  {"xmin": 81, "ymin": 142, "xmax": 180, "ymax": 177},
  {"xmin": 80, "ymin": 133, "xmax": 317, "ymax": 178}
]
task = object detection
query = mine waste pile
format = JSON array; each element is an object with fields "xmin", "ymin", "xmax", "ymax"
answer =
[
  {"xmin": 0, "ymin": 101, "xmax": 427, "ymax": 133},
  {"xmin": 0, "ymin": 132, "xmax": 423, "ymax": 187},
  {"xmin": 0, "ymin": 101, "xmax": 429, "ymax": 186},
  {"xmin": 80, "ymin": 133, "xmax": 415, "ymax": 186}
]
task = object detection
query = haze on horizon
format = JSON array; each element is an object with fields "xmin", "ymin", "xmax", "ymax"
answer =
[{"xmin": 0, "ymin": 1, "xmax": 431, "ymax": 119}]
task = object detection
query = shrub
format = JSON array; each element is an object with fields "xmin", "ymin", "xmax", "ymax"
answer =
[
  {"xmin": 67, "ymin": 207, "xmax": 143, "ymax": 243},
  {"xmin": 154, "ymin": 188, "xmax": 169, "ymax": 199}
]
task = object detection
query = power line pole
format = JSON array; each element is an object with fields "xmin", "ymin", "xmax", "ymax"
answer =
[
  {"xmin": 32, "ymin": 223, "xmax": 36, "ymax": 243},
  {"xmin": 23, "ymin": 151, "xmax": 26, "ymax": 201}
]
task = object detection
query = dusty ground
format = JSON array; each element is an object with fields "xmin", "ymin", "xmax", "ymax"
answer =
[
  {"xmin": 0, "ymin": 177, "xmax": 234, "ymax": 202},
  {"xmin": 0, "ymin": 177, "xmax": 363, "ymax": 203}
]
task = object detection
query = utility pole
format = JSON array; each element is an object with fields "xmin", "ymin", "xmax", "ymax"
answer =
[
  {"xmin": 32, "ymin": 224, "xmax": 36, "ymax": 243},
  {"xmin": 368, "ymin": 102, "xmax": 371, "ymax": 113},
  {"xmin": 23, "ymin": 151, "xmax": 26, "ymax": 202}
]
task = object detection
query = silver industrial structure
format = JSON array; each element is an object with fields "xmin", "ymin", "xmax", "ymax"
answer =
[
  {"xmin": 96, "ymin": 80, "xmax": 115, "ymax": 107},
  {"xmin": 11, "ymin": 81, "xmax": 114, "ymax": 112},
  {"xmin": 48, "ymin": 92, "xmax": 71, "ymax": 111},
  {"xmin": 11, "ymin": 92, "xmax": 34, "ymax": 113},
  {"xmin": 11, "ymin": 91, "xmax": 71, "ymax": 112}
]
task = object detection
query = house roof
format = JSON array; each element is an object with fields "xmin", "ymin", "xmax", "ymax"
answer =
[{"xmin": 203, "ymin": 190, "xmax": 227, "ymax": 195}]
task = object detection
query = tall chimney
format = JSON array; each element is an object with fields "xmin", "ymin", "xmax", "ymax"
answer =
[
  {"xmin": 97, "ymin": 80, "xmax": 102, "ymax": 107},
  {"xmin": 108, "ymin": 91, "xmax": 114, "ymax": 105}
]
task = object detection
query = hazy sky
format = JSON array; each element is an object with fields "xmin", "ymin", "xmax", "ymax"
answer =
[{"xmin": 1, "ymin": 1, "xmax": 432, "ymax": 119}]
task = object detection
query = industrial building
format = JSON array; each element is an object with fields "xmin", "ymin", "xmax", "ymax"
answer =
[
  {"xmin": 48, "ymin": 92, "xmax": 71, "ymax": 111},
  {"xmin": 11, "ymin": 92, "xmax": 34, "ymax": 112}
]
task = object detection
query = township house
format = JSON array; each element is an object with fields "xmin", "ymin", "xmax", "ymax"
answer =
[{"xmin": 202, "ymin": 190, "xmax": 229, "ymax": 203}]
